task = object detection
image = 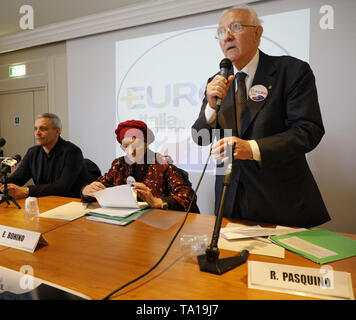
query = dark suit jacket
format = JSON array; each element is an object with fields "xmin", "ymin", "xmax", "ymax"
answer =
[
  {"xmin": 7, "ymin": 137, "xmax": 88, "ymax": 198},
  {"xmin": 192, "ymin": 50, "xmax": 330, "ymax": 227}
]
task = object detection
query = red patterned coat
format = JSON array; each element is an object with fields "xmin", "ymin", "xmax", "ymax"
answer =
[{"xmin": 82, "ymin": 150, "xmax": 199, "ymax": 213}]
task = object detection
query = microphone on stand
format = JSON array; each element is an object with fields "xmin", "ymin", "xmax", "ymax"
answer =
[{"xmin": 198, "ymin": 137, "xmax": 249, "ymax": 274}]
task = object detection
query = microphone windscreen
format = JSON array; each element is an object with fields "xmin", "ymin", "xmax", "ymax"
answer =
[
  {"xmin": 219, "ymin": 58, "xmax": 232, "ymax": 71},
  {"xmin": 13, "ymin": 154, "xmax": 21, "ymax": 162}
]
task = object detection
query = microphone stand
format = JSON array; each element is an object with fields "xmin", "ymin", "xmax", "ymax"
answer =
[
  {"xmin": 0, "ymin": 171, "xmax": 21, "ymax": 209},
  {"xmin": 197, "ymin": 103, "xmax": 249, "ymax": 275}
]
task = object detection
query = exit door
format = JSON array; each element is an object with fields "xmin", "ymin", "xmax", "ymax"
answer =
[{"xmin": 0, "ymin": 89, "xmax": 47, "ymax": 160}]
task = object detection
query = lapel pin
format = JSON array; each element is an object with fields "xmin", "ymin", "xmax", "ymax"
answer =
[{"xmin": 249, "ymin": 84, "xmax": 268, "ymax": 102}]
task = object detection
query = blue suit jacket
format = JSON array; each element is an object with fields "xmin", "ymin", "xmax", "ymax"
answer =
[{"xmin": 192, "ymin": 50, "xmax": 330, "ymax": 227}]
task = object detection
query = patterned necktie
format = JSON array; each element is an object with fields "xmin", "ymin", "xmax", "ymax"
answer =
[{"xmin": 235, "ymin": 72, "xmax": 247, "ymax": 135}]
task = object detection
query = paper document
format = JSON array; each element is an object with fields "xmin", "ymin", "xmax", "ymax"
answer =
[
  {"xmin": 278, "ymin": 236, "xmax": 338, "ymax": 259},
  {"xmin": 40, "ymin": 202, "xmax": 93, "ymax": 221},
  {"xmin": 220, "ymin": 224, "xmax": 306, "ymax": 240},
  {"xmin": 93, "ymin": 185, "xmax": 147, "ymax": 209},
  {"xmin": 86, "ymin": 216, "xmax": 129, "ymax": 226},
  {"xmin": 86, "ymin": 208, "xmax": 150, "ymax": 226},
  {"xmin": 218, "ymin": 237, "xmax": 285, "ymax": 259},
  {"xmin": 88, "ymin": 206, "xmax": 143, "ymax": 218},
  {"xmin": 218, "ymin": 223, "xmax": 285, "ymax": 258}
]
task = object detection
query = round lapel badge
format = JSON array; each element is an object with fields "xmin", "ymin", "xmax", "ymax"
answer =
[{"xmin": 249, "ymin": 85, "xmax": 268, "ymax": 102}]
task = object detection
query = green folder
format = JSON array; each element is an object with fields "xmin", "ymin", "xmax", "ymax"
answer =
[
  {"xmin": 86, "ymin": 208, "xmax": 151, "ymax": 224},
  {"xmin": 270, "ymin": 228, "xmax": 356, "ymax": 264}
]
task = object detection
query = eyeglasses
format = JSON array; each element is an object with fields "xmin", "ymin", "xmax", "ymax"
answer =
[{"xmin": 215, "ymin": 21, "xmax": 257, "ymax": 40}]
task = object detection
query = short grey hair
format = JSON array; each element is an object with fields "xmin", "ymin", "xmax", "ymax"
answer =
[
  {"xmin": 36, "ymin": 113, "xmax": 62, "ymax": 133},
  {"xmin": 222, "ymin": 5, "xmax": 262, "ymax": 26}
]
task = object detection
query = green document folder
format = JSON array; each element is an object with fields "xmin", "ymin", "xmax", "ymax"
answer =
[
  {"xmin": 86, "ymin": 208, "xmax": 151, "ymax": 224},
  {"xmin": 270, "ymin": 228, "xmax": 356, "ymax": 264}
]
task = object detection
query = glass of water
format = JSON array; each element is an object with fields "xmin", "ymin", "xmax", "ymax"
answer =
[{"xmin": 24, "ymin": 197, "xmax": 40, "ymax": 219}]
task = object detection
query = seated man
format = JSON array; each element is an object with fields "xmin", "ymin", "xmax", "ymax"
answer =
[
  {"xmin": 0, "ymin": 113, "xmax": 88, "ymax": 198},
  {"xmin": 82, "ymin": 120, "xmax": 199, "ymax": 213}
]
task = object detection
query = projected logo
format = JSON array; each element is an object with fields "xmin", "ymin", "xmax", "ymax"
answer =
[
  {"xmin": 116, "ymin": 10, "xmax": 308, "ymax": 173},
  {"xmin": 116, "ymin": 26, "xmax": 220, "ymax": 173}
]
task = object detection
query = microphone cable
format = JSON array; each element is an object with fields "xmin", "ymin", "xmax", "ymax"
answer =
[
  {"xmin": 103, "ymin": 58, "xmax": 231, "ymax": 300},
  {"xmin": 102, "ymin": 149, "xmax": 213, "ymax": 300}
]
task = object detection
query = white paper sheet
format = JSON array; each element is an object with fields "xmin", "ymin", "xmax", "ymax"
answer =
[
  {"xmin": 93, "ymin": 184, "xmax": 143, "ymax": 208},
  {"xmin": 217, "ymin": 223, "xmax": 285, "ymax": 258},
  {"xmin": 85, "ymin": 216, "xmax": 129, "ymax": 226},
  {"xmin": 278, "ymin": 236, "xmax": 338, "ymax": 259},
  {"xmin": 88, "ymin": 206, "xmax": 140, "ymax": 218},
  {"xmin": 40, "ymin": 202, "xmax": 91, "ymax": 221},
  {"xmin": 220, "ymin": 224, "xmax": 306, "ymax": 240}
]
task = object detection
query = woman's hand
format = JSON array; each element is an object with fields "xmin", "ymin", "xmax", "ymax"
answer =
[
  {"xmin": 82, "ymin": 181, "xmax": 106, "ymax": 197},
  {"xmin": 132, "ymin": 182, "xmax": 163, "ymax": 208}
]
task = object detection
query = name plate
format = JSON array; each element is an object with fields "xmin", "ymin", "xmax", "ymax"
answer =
[
  {"xmin": 248, "ymin": 261, "xmax": 354, "ymax": 300},
  {"xmin": 0, "ymin": 225, "xmax": 48, "ymax": 253}
]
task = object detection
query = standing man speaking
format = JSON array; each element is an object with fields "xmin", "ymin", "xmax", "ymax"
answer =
[{"xmin": 192, "ymin": 6, "xmax": 330, "ymax": 227}]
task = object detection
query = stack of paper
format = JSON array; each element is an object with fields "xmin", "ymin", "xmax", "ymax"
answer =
[
  {"xmin": 220, "ymin": 224, "xmax": 306, "ymax": 240},
  {"xmin": 218, "ymin": 223, "xmax": 306, "ymax": 259},
  {"xmin": 86, "ymin": 209, "xmax": 151, "ymax": 226},
  {"xmin": 86, "ymin": 184, "xmax": 150, "ymax": 225}
]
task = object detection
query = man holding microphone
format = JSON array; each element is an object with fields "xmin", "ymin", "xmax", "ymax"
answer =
[{"xmin": 192, "ymin": 6, "xmax": 330, "ymax": 227}]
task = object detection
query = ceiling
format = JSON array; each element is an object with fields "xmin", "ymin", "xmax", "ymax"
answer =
[
  {"xmin": 0, "ymin": 0, "xmax": 251, "ymax": 53},
  {"xmin": 0, "ymin": 0, "xmax": 147, "ymax": 37}
]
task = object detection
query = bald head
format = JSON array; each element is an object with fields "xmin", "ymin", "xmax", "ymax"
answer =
[{"xmin": 218, "ymin": 7, "xmax": 263, "ymax": 69}]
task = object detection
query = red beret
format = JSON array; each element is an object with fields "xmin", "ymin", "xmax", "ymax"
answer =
[{"xmin": 115, "ymin": 120, "xmax": 154, "ymax": 144}]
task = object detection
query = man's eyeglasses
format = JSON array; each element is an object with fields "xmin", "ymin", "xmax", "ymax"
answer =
[{"xmin": 215, "ymin": 22, "xmax": 257, "ymax": 40}]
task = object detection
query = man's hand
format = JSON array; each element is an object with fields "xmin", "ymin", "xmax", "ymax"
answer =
[
  {"xmin": 0, "ymin": 183, "xmax": 29, "ymax": 199},
  {"xmin": 82, "ymin": 181, "xmax": 106, "ymax": 197},
  {"xmin": 211, "ymin": 136, "xmax": 253, "ymax": 161},
  {"xmin": 206, "ymin": 74, "xmax": 235, "ymax": 108}
]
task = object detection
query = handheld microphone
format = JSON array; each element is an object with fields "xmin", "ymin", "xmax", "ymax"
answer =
[{"xmin": 215, "ymin": 58, "xmax": 232, "ymax": 112}]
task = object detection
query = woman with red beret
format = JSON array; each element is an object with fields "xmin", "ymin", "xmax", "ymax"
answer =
[{"xmin": 81, "ymin": 120, "xmax": 199, "ymax": 212}]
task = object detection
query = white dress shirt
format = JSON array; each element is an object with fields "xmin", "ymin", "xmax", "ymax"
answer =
[{"xmin": 204, "ymin": 50, "xmax": 261, "ymax": 161}]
